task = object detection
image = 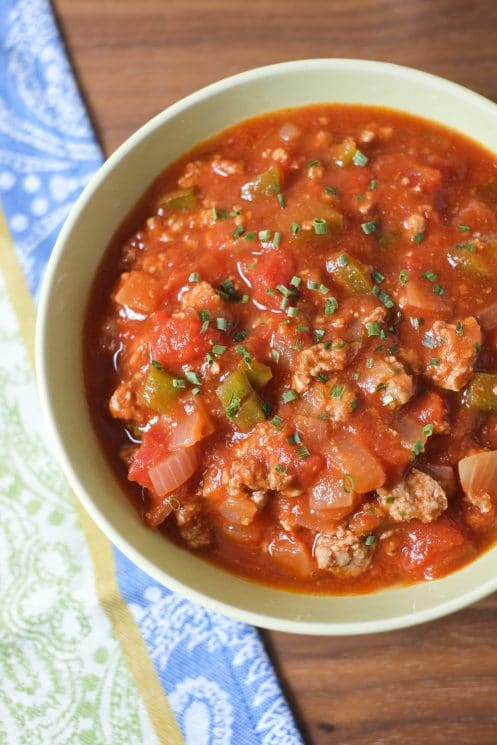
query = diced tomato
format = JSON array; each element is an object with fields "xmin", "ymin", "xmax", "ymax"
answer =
[
  {"xmin": 148, "ymin": 309, "xmax": 220, "ymax": 365},
  {"xmin": 404, "ymin": 390, "xmax": 447, "ymax": 431},
  {"xmin": 324, "ymin": 166, "xmax": 373, "ymax": 214},
  {"xmin": 399, "ymin": 516, "xmax": 470, "ymax": 579},
  {"xmin": 128, "ymin": 419, "xmax": 170, "ymax": 490},
  {"xmin": 374, "ymin": 155, "xmax": 442, "ymax": 195},
  {"xmin": 348, "ymin": 412, "xmax": 411, "ymax": 482},
  {"xmin": 114, "ymin": 270, "xmax": 162, "ymax": 314},
  {"xmin": 246, "ymin": 250, "xmax": 296, "ymax": 310}
]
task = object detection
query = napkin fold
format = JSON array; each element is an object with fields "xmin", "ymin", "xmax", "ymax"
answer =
[{"xmin": 0, "ymin": 1, "xmax": 304, "ymax": 743}]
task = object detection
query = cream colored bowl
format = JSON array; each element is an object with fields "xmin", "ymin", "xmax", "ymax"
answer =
[{"xmin": 36, "ymin": 59, "xmax": 497, "ymax": 634}]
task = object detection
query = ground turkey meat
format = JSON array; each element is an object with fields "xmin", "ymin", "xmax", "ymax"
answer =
[
  {"xmin": 292, "ymin": 340, "xmax": 357, "ymax": 393},
  {"xmin": 180, "ymin": 280, "xmax": 224, "ymax": 315},
  {"xmin": 358, "ymin": 356, "xmax": 413, "ymax": 409},
  {"xmin": 314, "ymin": 524, "xmax": 374, "ymax": 577},
  {"xmin": 303, "ymin": 379, "xmax": 358, "ymax": 423},
  {"xmin": 223, "ymin": 423, "xmax": 301, "ymax": 505},
  {"xmin": 424, "ymin": 316, "xmax": 481, "ymax": 391},
  {"xmin": 377, "ymin": 468, "xmax": 447, "ymax": 523}
]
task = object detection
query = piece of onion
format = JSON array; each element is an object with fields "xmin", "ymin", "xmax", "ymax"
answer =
[
  {"xmin": 148, "ymin": 444, "xmax": 199, "ymax": 496},
  {"xmin": 310, "ymin": 467, "xmax": 355, "ymax": 511},
  {"xmin": 170, "ymin": 396, "xmax": 214, "ymax": 450},
  {"xmin": 476, "ymin": 303, "xmax": 497, "ymax": 332},
  {"xmin": 278, "ymin": 122, "xmax": 300, "ymax": 142},
  {"xmin": 326, "ymin": 431, "xmax": 386, "ymax": 493},
  {"xmin": 294, "ymin": 414, "xmax": 328, "ymax": 444},
  {"xmin": 404, "ymin": 279, "xmax": 449, "ymax": 312},
  {"xmin": 268, "ymin": 531, "xmax": 313, "ymax": 578},
  {"xmin": 458, "ymin": 450, "xmax": 497, "ymax": 504}
]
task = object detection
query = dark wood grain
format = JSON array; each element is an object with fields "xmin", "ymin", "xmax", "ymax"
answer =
[{"xmin": 51, "ymin": 0, "xmax": 497, "ymax": 742}]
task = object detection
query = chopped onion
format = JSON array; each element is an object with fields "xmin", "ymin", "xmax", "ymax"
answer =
[
  {"xmin": 326, "ymin": 431, "xmax": 385, "ymax": 493},
  {"xmin": 219, "ymin": 495, "xmax": 258, "ymax": 526},
  {"xmin": 458, "ymin": 450, "xmax": 497, "ymax": 506},
  {"xmin": 279, "ymin": 122, "xmax": 300, "ymax": 142},
  {"xmin": 170, "ymin": 396, "xmax": 214, "ymax": 450},
  {"xmin": 310, "ymin": 473, "xmax": 354, "ymax": 512},
  {"xmin": 294, "ymin": 414, "xmax": 328, "ymax": 443},
  {"xmin": 394, "ymin": 413, "xmax": 424, "ymax": 449},
  {"xmin": 148, "ymin": 445, "xmax": 199, "ymax": 496},
  {"xmin": 404, "ymin": 280, "xmax": 448, "ymax": 312},
  {"xmin": 268, "ymin": 531, "xmax": 313, "ymax": 578},
  {"xmin": 476, "ymin": 303, "xmax": 497, "ymax": 332}
]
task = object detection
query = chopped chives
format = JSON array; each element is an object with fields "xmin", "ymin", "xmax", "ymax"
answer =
[
  {"xmin": 307, "ymin": 280, "xmax": 319, "ymax": 290},
  {"xmin": 432, "ymin": 284, "xmax": 445, "ymax": 296},
  {"xmin": 296, "ymin": 445, "xmax": 310, "ymax": 459},
  {"xmin": 412, "ymin": 438, "xmax": 424, "ymax": 457},
  {"xmin": 282, "ymin": 389, "xmax": 299, "ymax": 404},
  {"xmin": 296, "ymin": 324, "xmax": 309, "ymax": 332},
  {"xmin": 325, "ymin": 297, "xmax": 338, "ymax": 315},
  {"xmin": 369, "ymin": 179, "xmax": 377, "ymax": 191},
  {"xmin": 280, "ymin": 296, "xmax": 289, "ymax": 310},
  {"xmin": 241, "ymin": 294, "xmax": 249, "ymax": 304},
  {"xmin": 271, "ymin": 415, "xmax": 284, "ymax": 428},
  {"xmin": 287, "ymin": 306, "xmax": 299, "ymax": 317},
  {"xmin": 324, "ymin": 185, "xmax": 339, "ymax": 196},
  {"xmin": 233, "ymin": 329, "xmax": 248, "ymax": 342},
  {"xmin": 205, "ymin": 352, "xmax": 214, "ymax": 366},
  {"xmin": 429, "ymin": 357, "xmax": 440, "ymax": 366},
  {"xmin": 422, "ymin": 333, "xmax": 436, "ymax": 349},
  {"xmin": 291, "ymin": 221, "xmax": 301, "ymax": 235},
  {"xmin": 423, "ymin": 423, "xmax": 434, "ymax": 437},
  {"xmin": 273, "ymin": 231, "xmax": 281, "ymax": 248},
  {"xmin": 366, "ymin": 322, "xmax": 382, "ymax": 337},
  {"xmin": 307, "ymin": 159, "xmax": 320, "ymax": 167},
  {"xmin": 271, "ymin": 349, "xmax": 280, "ymax": 363},
  {"xmin": 216, "ymin": 317, "xmax": 229, "ymax": 330},
  {"xmin": 235, "ymin": 345, "xmax": 252, "ymax": 364},
  {"xmin": 353, "ymin": 149, "xmax": 368, "ymax": 166},
  {"xmin": 276, "ymin": 284, "xmax": 292, "ymax": 297},
  {"xmin": 330, "ymin": 383, "xmax": 345, "ymax": 399},
  {"xmin": 277, "ymin": 193, "xmax": 286, "ymax": 208},
  {"xmin": 212, "ymin": 344, "xmax": 226, "ymax": 355},
  {"xmin": 413, "ymin": 232, "xmax": 425, "ymax": 244},
  {"xmin": 338, "ymin": 254, "xmax": 349, "ymax": 266},
  {"xmin": 456, "ymin": 321, "xmax": 464, "ymax": 336},
  {"xmin": 399, "ymin": 269, "xmax": 409, "ymax": 284},
  {"xmin": 244, "ymin": 231, "xmax": 256, "ymax": 241},
  {"xmin": 372, "ymin": 268, "xmax": 385, "ymax": 284},
  {"xmin": 313, "ymin": 218, "xmax": 328, "ymax": 235},
  {"xmin": 423, "ymin": 270, "xmax": 438, "ymax": 282},
  {"xmin": 172, "ymin": 378, "xmax": 186, "ymax": 388},
  {"xmin": 233, "ymin": 224, "xmax": 245, "ymax": 239},
  {"xmin": 188, "ymin": 272, "xmax": 200, "ymax": 282},
  {"xmin": 364, "ymin": 534, "xmax": 376, "ymax": 546},
  {"xmin": 318, "ymin": 283, "xmax": 329, "ymax": 295},
  {"xmin": 258, "ymin": 229, "xmax": 271, "ymax": 241},
  {"xmin": 458, "ymin": 224, "xmax": 471, "ymax": 232},
  {"xmin": 314, "ymin": 328, "xmax": 326, "ymax": 342},
  {"xmin": 361, "ymin": 220, "xmax": 379, "ymax": 235},
  {"xmin": 410, "ymin": 317, "xmax": 424, "ymax": 331},
  {"xmin": 191, "ymin": 387, "xmax": 201, "ymax": 396},
  {"xmin": 185, "ymin": 370, "xmax": 202, "ymax": 385}
]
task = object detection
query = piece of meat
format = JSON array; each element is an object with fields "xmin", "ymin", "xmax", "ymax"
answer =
[
  {"xmin": 292, "ymin": 340, "xmax": 357, "ymax": 393},
  {"xmin": 178, "ymin": 516, "xmax": 212, "ymax": 548},
  {"xmin": 180, "ymin": 280, "xmax": 224, "ymax": 315},
  {"xmin": 109, "ymin": 381, "xmax": 147, "ymax": 423},
  {"xmin": 222, "ymin": 423, "xmax": 301, "ymax": 505},
  {"xmin": 314, "ymin": 524, "xmax": 374, "ymax": 577},
  {"xmin": 303, "ymin": 379, "xmax": 358, "ymax": 423},
  {"xmin": 377, "ymin": 468, "xmax": 448, "ymax": 523},
  {"xmin": 358, "ymin": 355, "xmax": 413, "ymax": 409},
  {"xmin": 424, "ymin": 317, "xmax": 481, "ymax": 391}
]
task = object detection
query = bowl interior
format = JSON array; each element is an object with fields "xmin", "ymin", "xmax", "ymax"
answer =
[{"xmin": 37, "ymin": 59, "xmax": 497, "ymax": 633}]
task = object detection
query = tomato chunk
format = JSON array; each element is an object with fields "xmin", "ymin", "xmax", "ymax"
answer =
[
  {"xmin": 399, "ymin": 517, "xmax": 470, "ymax": 579},
  {"xmin": 128, "ymin": 419, "xmax": 170, "ymax": 490},
  {"xmin": 149, "ymin": 310, "xmax": 219, "ymax": 365},
  {"xmin": 247, "ymin": 250, "xmax": 296, "ymax": 309}
]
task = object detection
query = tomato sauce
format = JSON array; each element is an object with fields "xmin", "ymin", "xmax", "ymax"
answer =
[{"xmin": 84, "ymin": 104, "xmax": 497, "ymax": 594}]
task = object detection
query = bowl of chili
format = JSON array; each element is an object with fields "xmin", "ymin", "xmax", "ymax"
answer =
[{"xmin": 37, "ymin": 59, "xmax": 497, "ymax": 634}]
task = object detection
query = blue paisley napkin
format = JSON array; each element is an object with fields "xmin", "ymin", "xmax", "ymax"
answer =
[{"xmin": 0, "ymin": 1, "xmax": 304, "ymax": 743}]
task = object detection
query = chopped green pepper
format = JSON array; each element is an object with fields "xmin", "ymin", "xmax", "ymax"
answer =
[
  {"xmin": 241, "ymin": 166, "xmax": 280, "ymax": 201},
  {"xmin": 138, "ymin": 364, "xmax": 182, "ymax": 413},
  {"xmin": 158, "ymin": 188, "xmax": 197, "ymax": 211},
  {"xmin": 216, "ymin": 368, "xmax": 253, "ymax": 411},
  {"xmin": 236, "ymin": 393, "xmax": 266, "ymax": 431},
  {"xmin": 238, "ymin": 358, "xmax": 273, "ymax": 389},
  {"xmin": 447, "ymin": 240, "xmax": 493, "ymax": 278},
  {"xmin": 466, "ymin": 373, "xmax": 497, "ymax": 412},
  {"xmin": 326, "ymin": 252, "xmax": 373, "ymax": 294}
]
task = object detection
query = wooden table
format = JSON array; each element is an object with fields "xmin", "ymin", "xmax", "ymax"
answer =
[{"xmin": 52, "ymin": 1, "xmax": 497, "ymax": 742}]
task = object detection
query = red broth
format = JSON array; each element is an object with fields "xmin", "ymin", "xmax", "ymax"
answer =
[{"xmin": 84, "ymin": 104, "xmax": 497, "ymax": 594}]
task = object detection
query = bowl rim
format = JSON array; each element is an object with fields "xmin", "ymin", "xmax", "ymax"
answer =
[{"xmin": 36, "ymin": 58, "xmax": 497, "ymax": 635}]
